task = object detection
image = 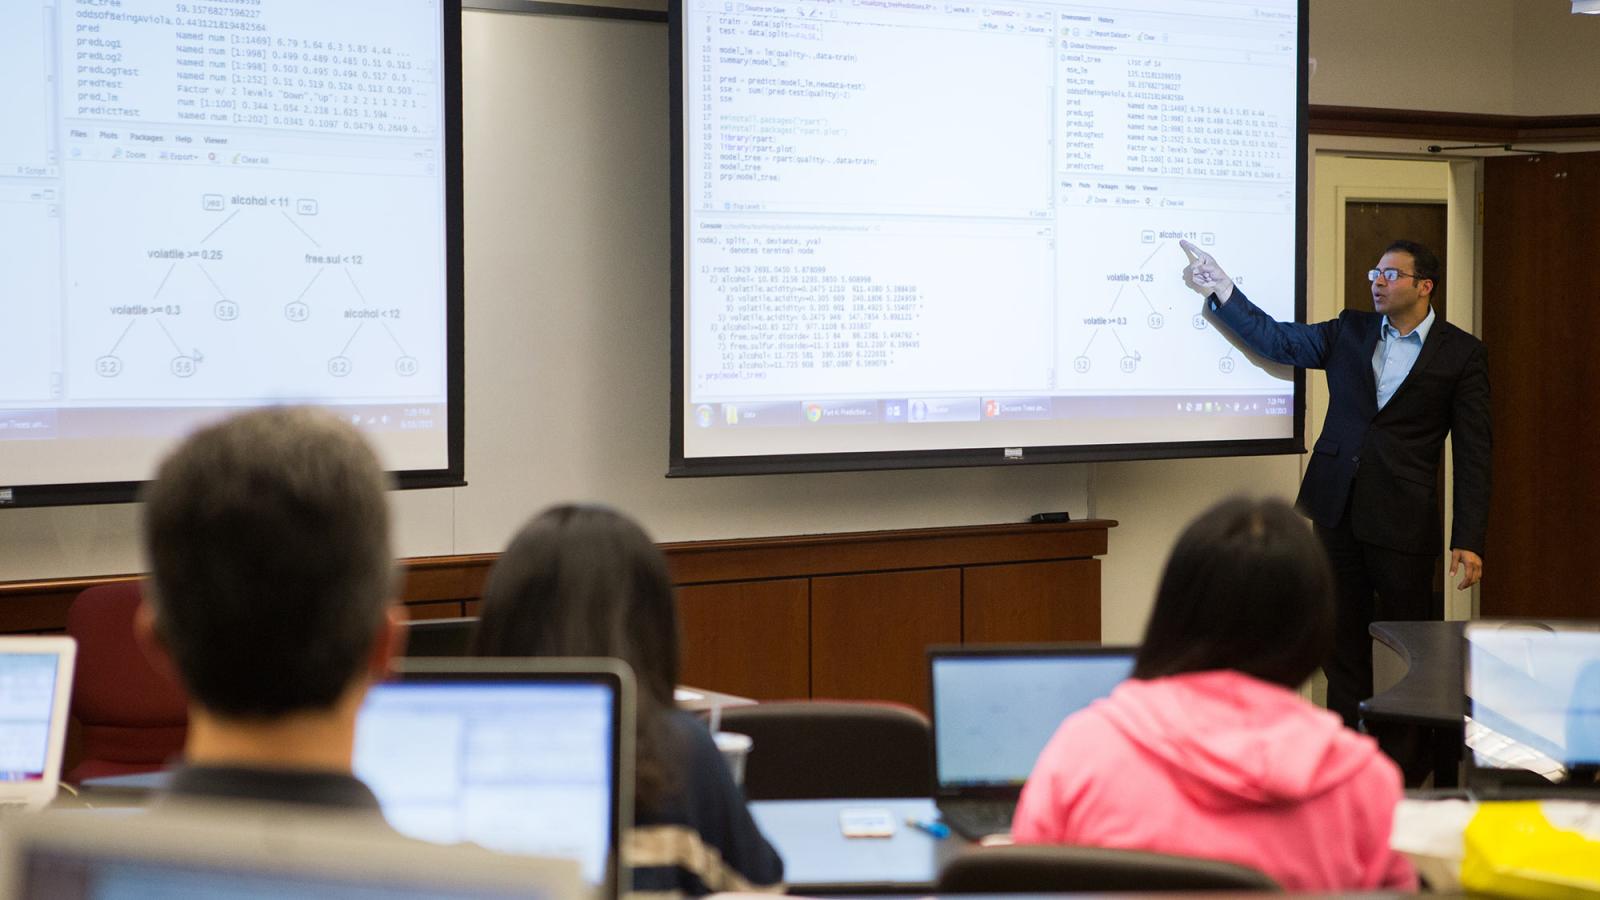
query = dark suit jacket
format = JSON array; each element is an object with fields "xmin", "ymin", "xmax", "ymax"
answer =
[{"xmin": 1210, "ymin": 289, "xmax": 1491, "ymax": 556}]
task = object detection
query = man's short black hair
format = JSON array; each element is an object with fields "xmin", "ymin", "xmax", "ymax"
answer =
[
  {"xmin": 1133, "ymin": 497, "xmax": 1335, "ymax": 689},
  {"xmin": 1384, "ymin": 239, "xmax": 1442, "ymax": 292},
  {"xmin": 141, "ymin": 407, "xmax": 394, "ymax": 718}
]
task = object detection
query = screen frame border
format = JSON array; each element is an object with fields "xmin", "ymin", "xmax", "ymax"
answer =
[
  {"xmin": 381, "ymin": 656, "xmax": 637, "ymax": 899},
  {"xmin": 0, "ymin": 0, "xmax": 467, "ymax": 509},
  {"xmin": 666, "ymin": 0, "xmax": 1309, "ymax": 477}
]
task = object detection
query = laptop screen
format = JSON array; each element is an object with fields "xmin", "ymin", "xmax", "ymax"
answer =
[
  {"xmin": 21, "ymin": 849, "xmax": 553, "ymax": 899},
  {"xmin": 931, "ymin": 649, "xmax": 1135, "ymax": 790},
  {"xmin": 1465, "ymin": 623, "xmax": 1600, "ymax": 775},
  {"xmin": 0, "ymin": 651, "xmax": 67, "ymax": 783},
  {"xmin": 5, "ymin": 806, "xmax": 581, "ymax": 900},
  {"xmin": 354, "ymin": 679, "xmax": 619, "ymax": 886}
]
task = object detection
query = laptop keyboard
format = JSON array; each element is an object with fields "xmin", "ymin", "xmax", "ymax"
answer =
[{"xmin": 939, "ymin": 801, "xmax": 1015, "ymax": 840}]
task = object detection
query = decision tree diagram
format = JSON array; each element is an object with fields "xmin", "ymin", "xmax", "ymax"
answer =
[
  {"xmin": 1066, "ymin": 234, "xmax": 1241, "ymax": 382},
  {"xmin": 92, "ymin": 192, "xmax": 419, "ymax": 384}
]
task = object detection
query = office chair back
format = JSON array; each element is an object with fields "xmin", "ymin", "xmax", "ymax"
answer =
[
  {"xmin": 65, "ymin": 581, "xmax": 189, "ymax": 782},
  {"xmin": 717, "ymin": 700, "xmax": 933, "ymax": 800},
  {"xmin": 936, "ymin": 845, "xmax": 1281, "ymax": 893}
]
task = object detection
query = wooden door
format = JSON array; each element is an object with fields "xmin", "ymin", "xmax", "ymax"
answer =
[{"xmin": 1481, "ymin": 152, "xmax": 1600, "ymax": 618}]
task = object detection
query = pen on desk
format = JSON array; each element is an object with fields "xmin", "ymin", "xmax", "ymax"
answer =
[{"xmin": 905, "ymin": 817, "xmax": 950, "ymax": 839}]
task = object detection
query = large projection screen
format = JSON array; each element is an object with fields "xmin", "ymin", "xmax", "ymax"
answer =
[
  {"xmin": 671, "ymin": 0, "xmax": 1306, "ymax": 475},
  {"xmin": 0, "ymin": 0, "xmax": 463, "ymax": 507}
]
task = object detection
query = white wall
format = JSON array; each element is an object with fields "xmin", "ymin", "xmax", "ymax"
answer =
[
  {"xmin": 1514, "ymin": 0, "xmax": 1600, "ymax": 115},
  {"xmin": 1308, "ymin": 0, "xmax": 1518, "ymax": 114},
  {"xmin": 1309, "ymin": 0, "xmax": 1600, "ymax": 117}
]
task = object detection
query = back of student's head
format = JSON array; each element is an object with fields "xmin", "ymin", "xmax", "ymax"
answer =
[
  {"xmin": 1133, "ymin": 496, "xmax": 1334, "ymax": 689},
  {"xmin": 141, "ymin": 407, "xmax": 394, "ymax": 718},
  {"xmin": 471, "ymin": 504, "xmax": 679, "ymax": 705}
]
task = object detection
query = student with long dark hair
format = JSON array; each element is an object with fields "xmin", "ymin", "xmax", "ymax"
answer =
[
  {"xmin": 1013, "ymin": 497, "xmax": 1417, "ymax": 891},
  {"xmin": 471, "ymin": 505, "xmax": 782, "ymax": 897}
]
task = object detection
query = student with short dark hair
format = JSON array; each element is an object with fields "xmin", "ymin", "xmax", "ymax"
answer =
[
  {"xmin": 1013, "ymin": 497, "xmax": 1417, "ymax": 891},
  {"xmin": 137, "ymin": 407, "xmax": 401, "ymax": 809},
  {"xmin": 471, "ymin": 505, "xmax": 783, "ymax": 897}
]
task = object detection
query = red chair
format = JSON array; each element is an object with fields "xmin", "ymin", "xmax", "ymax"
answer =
[{"xmin": 65, "ymin": 582, "xmax": 188, "ymax": 782}]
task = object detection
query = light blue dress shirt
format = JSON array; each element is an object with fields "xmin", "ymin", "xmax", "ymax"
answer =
[{"xmin": 1372, "ymin": 306, "xmax": 1434, "ymax": 410}]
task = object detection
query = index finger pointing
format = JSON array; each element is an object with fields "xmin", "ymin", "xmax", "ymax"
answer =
[{"xmin": 1179, "ymin": 239, "xmax": 1202, "ymax": 263}]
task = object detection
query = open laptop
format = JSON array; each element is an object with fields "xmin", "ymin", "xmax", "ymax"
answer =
[
  {"xmin": 0, "ymin": 636, "xmax": 76, "ymax": 813},
  {"xmin": 1463, "ymin": 620, "xmax": 1600, "ymax": 798},
  {"xmin": 0, "ymin": 803, "xmax": 581, "ymax": 899},
  {"xmin": 354, "ymin": 658, "xmax": 635, "ymax": 899},
  {"xmin": 928, "ymin": 643, "xmax": 1135, "ymax": 840}
]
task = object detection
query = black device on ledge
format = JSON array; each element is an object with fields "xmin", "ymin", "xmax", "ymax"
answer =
[{"xmin": 1029, "ymin": 512, "xmax": 1071, "ymax": 523}]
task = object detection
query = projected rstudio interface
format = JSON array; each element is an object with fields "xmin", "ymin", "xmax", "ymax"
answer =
[
  {"xmin": 685, "ymin": 0, "xmax": 1297, "ymax": 446},
  {"xmin": 0, "ymin": 0, "xmax": 446, "ymax": 437}
]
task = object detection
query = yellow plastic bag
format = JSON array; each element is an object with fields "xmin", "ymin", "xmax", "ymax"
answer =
[{"xmin": 1460, "ymin": 801, "xmax": 1600, "ymax": 898}]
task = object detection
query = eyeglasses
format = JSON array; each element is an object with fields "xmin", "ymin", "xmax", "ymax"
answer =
[{"xmin": 1367, "ymin": 268, "xmax": 1428, "ymax": 284}]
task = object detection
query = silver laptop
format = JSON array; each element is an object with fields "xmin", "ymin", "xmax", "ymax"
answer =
[
  {"xmin": 0, "ymin": 803, "xmax": 580, "ymax": 899},
  {"xmin": 355, "ymin": 658, "xmax": 635, "ymax": 899},
  {"xmin": 1464, "ymin": 620, "xmax": 1600, "ymax": 796},
  {"xmin": 928, "ymin": 643, "xmax": 1135, "ymax": 840},
  {"xmin": 0, "ymin": 636, "xmax": 76, "ymax": 813}
]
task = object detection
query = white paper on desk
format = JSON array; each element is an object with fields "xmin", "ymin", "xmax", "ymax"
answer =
[
  {"xmin": 1391, "ymin": 798, "xmax": 1476, "ymax": 859},
  {"xmin": 1539, "ymin": 800, "xmax": 1600, "ymax": 839},
  {"xmin": 1392, "ymin": 799, "xmax": 1476, "ymax": 892}
]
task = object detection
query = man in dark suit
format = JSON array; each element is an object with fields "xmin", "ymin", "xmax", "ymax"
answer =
[{"xmin": 1179, "ymin": 238, "xmax": 1490, "ymax": 730}]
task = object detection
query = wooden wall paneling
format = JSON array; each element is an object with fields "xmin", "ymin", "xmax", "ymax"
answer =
[
  {"xmin": 2, "ymin": 522, "xmax": 1115, "ymax": 641},
  {"xmin": 404, "ymin": 600, "xmax": 468, "ymax": 620},
  {"xmin": 663, "ymin": 521, "xmax": 1110, "ymax": 585},
  {"xmin": 1306, "ymin": 106, "xmax": 1600, "ymax": 143},
  {"xmin": 677, "ymin": 579, "xmax": 810, "ymax": 701},
  {"xmin": 400, "ymin": 553, "xmax": 496, "ymax": 604},
  {"xmin": 961, "ymin": 560, "xmax": 1101, "ymax": 645},
  {"xmin": 810, "ymin": 568, "xmax": 961, "ymax": 713},
  {"xmin": 1481, "ymin": 152, "xmax": 1600, "ymax": 618},
  {"xmin": 0, "ymin": 574, "xmax": 140, "ymax": 634}
]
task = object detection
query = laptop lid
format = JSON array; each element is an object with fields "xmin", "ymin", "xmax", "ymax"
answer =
[
  {"xmin": 928, "ymin": 643, "xmax": 1135, "ymax": 800},
  {"xmin": 1464, "ymin": 621, "xmax": 1600, "ymax": 789},
  {"xmin": 0, "ymin": 803, "xmax": 581, "ymax": 899},
  {"xmin": 355, "ymin": 658, "xmax": 635, "ymax": 899},
  {"xmin": 0, "ymin": 636, "xmax": 76, "ymax": 811}
]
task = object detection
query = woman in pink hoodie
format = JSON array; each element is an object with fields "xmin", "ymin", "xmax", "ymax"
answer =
[{"xmin": 1012, "ymin": 497, "xmax": 1418, "ymax": 892}]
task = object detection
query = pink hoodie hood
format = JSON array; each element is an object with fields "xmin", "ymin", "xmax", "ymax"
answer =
[{"xmin": 1096, "ymin": 670, "xmax": 1382, "ymax": 809}]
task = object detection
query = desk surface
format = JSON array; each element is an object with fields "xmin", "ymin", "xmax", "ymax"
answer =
[
  {"xmin": 674, "ymin": 685, "xmax": 756, "ymax": 713},
  {"xmin": 750, "ymin": 798, "xmax": 968, "ymax": 893},
  {"xmin": 1359, "ymin": 620, "xmax": 1465, "ymax": 729}
]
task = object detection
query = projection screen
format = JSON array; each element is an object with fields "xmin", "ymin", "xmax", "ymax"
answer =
[
  {"xmin": 0, "ymin": 0, "xmax": 462, "ymax": 507},
  {"xmin": 671, "ymin": 0, "xmax": 1306, "ymax": 475}
]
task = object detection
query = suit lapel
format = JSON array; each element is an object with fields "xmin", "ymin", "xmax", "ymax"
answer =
[{"xmin": 1358, "ymin": 314, "xmax": 1382, "ymax": 404}]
